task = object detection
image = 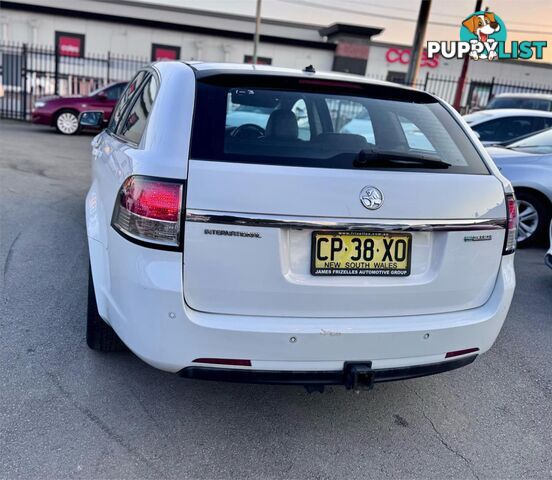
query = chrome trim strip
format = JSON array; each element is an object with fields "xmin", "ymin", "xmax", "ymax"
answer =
[{"xmin": 186, "ymin": 210, "xmax": 506, "ymax": 232}]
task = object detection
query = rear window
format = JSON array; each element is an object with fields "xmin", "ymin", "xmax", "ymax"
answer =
[
  {"xmin": 191, "ymin": 75, "xmax": 489, "ymax": 174},
  {"xmin": 487, "ymin": 97, "xmax": 552, "ymax": 111}
]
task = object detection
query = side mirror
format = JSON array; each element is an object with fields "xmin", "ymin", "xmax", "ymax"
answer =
[
  {"xmin": 96, "ymin": 91, "xmax": 108, "ymax": 101},
  {"xmin": 79, "ymin": 111, "xmax": 104, "ymax": 128}
]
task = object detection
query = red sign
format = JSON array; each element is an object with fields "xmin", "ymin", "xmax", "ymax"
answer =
[
  {"xmin": 151, "ymin": 44, "xmax": 180, "ymax": 61},
  {"xmin": 385, "ymin": 48, "xmax": 439, "ymax": 68},
  {"xmin": 55, "ymin": 32, "xmax": 85, "ymax": 58},
  {"xmin": 336, "ymin": 43, "xmax": 370, "ymax": 60},
  {"xmin": 243, "ymin": 55, "xmax": 272, "ymax": 65}
]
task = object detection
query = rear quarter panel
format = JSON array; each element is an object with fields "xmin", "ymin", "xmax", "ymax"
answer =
[{"xmin": 85, "ymin": 62, "xmax": 195, "ymax": 319}]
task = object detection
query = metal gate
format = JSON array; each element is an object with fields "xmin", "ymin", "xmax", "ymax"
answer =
[{"xmin": 0, "ymin": 42, "xmax": 147, "ymax": 120}]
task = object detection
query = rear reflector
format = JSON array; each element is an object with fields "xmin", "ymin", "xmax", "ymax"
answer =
[
  {"xmin": 112, "ymin": 176, "xmax": 184, "ymax": 248},
  {"xmin": 503, "ymin": 193, "xmax": 518, "ymax": 255},
  {"xmin": 445, "ymin": 347, "xmax": 479, "ymax": 359},
  {"xmin": 192, "ymin": 358, "xmax": 252, "ymax": 367}
]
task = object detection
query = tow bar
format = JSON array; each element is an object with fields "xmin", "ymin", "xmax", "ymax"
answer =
[
  {"xmin": 304, "ymin": 362, "xmax": 374, "ymax": 393},
  {"xmin": 344, "ymin": 362, "xmax": 374, "ymax": 392}
]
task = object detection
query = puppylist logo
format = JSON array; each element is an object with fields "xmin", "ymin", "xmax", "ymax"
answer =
[{"xmin": 427, "ymin": 10, "xmax": 547, "ymax": 61}]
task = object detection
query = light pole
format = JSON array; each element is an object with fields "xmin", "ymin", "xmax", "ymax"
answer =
[
  {"xmin": 453, "ymin": 0, "xmax": 483, "ymax": 111},
  {"xmin": 252, "ymin": 0, "xmax": 262, "ymax": 64},
  {"xmin": 405, "ymin": 0, "xmax": 432, "ymax": 87}
]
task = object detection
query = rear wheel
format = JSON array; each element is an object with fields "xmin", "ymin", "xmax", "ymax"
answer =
[
  {"xmin": 55, "ymin": 110, "xmax": 80, "ymax": 135},
  {"xmin": 87, "ymin": 266, "xmax": 127, "ymax": 352},
  {"xmin": 516, "ymin": 191, "xmax": 550, "ymax": 246}
]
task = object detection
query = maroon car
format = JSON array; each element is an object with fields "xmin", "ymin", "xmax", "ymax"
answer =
[{"xmin": 31, "ymin": 82, "xmax": 127, "ymax": 135}]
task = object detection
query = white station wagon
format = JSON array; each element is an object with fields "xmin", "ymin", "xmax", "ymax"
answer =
[{"xmin": 82, "ymin": 62, "xmax": 517, "ymax": 391}]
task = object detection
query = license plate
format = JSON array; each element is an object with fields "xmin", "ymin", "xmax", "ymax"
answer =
[{"xmin": 311, "ymin": 231, "xmax": 412, "ymax": 276}]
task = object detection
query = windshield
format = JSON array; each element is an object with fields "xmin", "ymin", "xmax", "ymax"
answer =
[
  {"xmin": 191, "ymin": 75, "xmax": 489, "ymax": 174},
  {"xmin": 507, "ymin": 127, "xmax": 552, "ymax": 153},
  {"xmin": 89, "ymin": 85, "xmax": 105, "ymax": 96}
]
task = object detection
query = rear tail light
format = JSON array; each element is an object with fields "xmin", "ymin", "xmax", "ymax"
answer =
[
  {"xmin": 503, "ymin": 193, "xmax": 518, "ymax": 255},
  {"xmin": 112, "ymin": 176, "xmax": 184, "ymax": 248}
]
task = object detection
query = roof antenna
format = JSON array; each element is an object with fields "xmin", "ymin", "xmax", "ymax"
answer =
[{"xmin": 303, "ymin": 64, "xmax": 316, "ymax": 73}]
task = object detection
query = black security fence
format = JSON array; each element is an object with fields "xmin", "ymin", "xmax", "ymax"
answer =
[
  {"xmin": 422, "ymin": 73, "xmax": 552, "ymax": 113},
  {"xmin": 0, "ymin": 42, "xmax": 147, "ymax": 120},
  {"xmin": 2, "ymin": 41, "xmax": 552, "ymax": 121},
  {"xmin": 367, "ymin": 71, "xmax": 552, "ymax": 114}
]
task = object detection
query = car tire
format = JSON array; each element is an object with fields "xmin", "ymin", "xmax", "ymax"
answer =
[
  {"xmin": 55, "ymin": 109, "xmax": 80, "ymax": 135},
  {"xmin": 516, "ymin": 190, "xmax": 551, "ymax": 247},
  {"xmin": 86, "ymin": 266, "xmax": 127, "ymax": 352}
]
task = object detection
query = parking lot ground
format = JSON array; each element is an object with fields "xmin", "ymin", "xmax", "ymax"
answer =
[{"xmin": 1, "ymin": 119, "xmax": 551, "ymax": 480}]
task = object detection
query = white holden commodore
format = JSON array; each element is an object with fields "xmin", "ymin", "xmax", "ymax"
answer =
[{"xmin": 82, "ymin": 62, "xmax": 517, "ymax": 391}]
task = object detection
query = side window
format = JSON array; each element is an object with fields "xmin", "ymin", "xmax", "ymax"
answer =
[
  {"xmin": 398, "ymin": 115, "xmax": 436, "ymax": 151},
  {"xmin": 327, "ymin": 99, "xmax": 374, "ymax": 143},
  {"xmin": 515, "ymin": 116, "xmax": 543, "ymax": 138},
  {"xmin": 105, "ymin": 83, "xmax": 125, "ymax": 100},
  {"xmin": 108, "ymin": 71, "xmax": 147, "ymax": 132},
  {"xmin": 528, "ymin": 116, "xmax": 546, "ymax": 132},
  {"xmin": 292, "ymin": 99, "xmax": 310, "ymax": 140},
  {"xmin": 474, "ymin": 116, "xmax": 544, "ymax": 142},
  {"xmin": 471, "ymin": 118, "xmax": 502, "ymax": 141},
  {"xmin": 117, "ymin": 75, "xmax": 159, "ymax": 144}
]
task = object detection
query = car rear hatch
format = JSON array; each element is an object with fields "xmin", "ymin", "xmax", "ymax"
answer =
[{"xmin": 183, "ymin": 73, "xmax": 506, "ymax": 318}]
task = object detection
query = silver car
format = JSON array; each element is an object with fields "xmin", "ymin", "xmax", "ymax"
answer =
[
  {"xmin": 546, "ymin": 221, "xmax": 552, "ymax": 269},
  {"xmin": 487, "ymin": 128, "xmax": 552, "ymax": 245}
]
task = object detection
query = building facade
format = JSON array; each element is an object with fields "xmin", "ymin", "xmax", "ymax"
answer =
[
  {"xmin": 1, "ymin": 0, "xmax": 552, "ymax": 116},
  {"xmin": 3, "ymin": 0, "xmax": 552, "ymax": 82}
]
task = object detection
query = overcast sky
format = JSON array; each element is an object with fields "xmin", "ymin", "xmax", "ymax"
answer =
[{"xmin": 134, "ymin": 0, "xmax": 552, "ymax": 61}]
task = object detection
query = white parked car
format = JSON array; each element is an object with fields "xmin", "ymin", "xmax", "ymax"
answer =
[
  {"xmin": 463, "ymin": 108, "xmax": 552, "ymax": 146},
  {"xmin": 82, "ymin": 62, "xmax": 516, "ymax": 391}
]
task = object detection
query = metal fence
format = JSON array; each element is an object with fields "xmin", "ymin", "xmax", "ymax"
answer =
[
  {"xmin": 390, "ymin": 72, "xmax": 552, "ymax": 113},
  {"xmin": 2, "ymin": 41, "xmax": 552, "ymax": 121},
  {"xmin": 0, "ymin": 42, "xmax": 147, "ymax": 120}
]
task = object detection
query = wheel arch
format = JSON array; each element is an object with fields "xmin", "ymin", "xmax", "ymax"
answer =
[{"xmin": 514, "ymin": 186, "xmax": 552, "ymax": 210}]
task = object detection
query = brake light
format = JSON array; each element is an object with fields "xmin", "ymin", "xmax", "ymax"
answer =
[
  {"xmin": 298, "ymin": 79, "xmax": 363, "ymax": 89},
  {"xmin": 112, "ymin": 176, "xmax": 184, "ymax": 248},
  {"xmin": 503, "ymin": 193, "xmax": 518, "ymax": 255}
]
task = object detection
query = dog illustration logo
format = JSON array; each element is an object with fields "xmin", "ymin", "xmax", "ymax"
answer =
[
  {"xmin": 460, "ymin": 10, "xmax": 506, "ymax": 60},
  {"xmin": 427, "ymin": 11, "xmax": 546, "ymax": 62}
]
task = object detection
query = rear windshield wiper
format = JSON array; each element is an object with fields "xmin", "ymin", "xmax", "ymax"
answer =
[{"xmin": 353, "ymin": 149, "xmax": 451, "ymax": 169}]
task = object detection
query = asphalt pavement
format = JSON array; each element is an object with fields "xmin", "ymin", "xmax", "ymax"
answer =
[{"xmin": 1, "ymin": 119, "xmax": 551, "ymax": 480}]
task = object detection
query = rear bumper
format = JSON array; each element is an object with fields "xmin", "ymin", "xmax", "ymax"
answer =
[
  {"xmin": 179, "ymin": 355, "xmax": 477, "ymax": 386},
  {"xmin": 87, "ymin": 218, "xmax": 516, "ymax": 376}
]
